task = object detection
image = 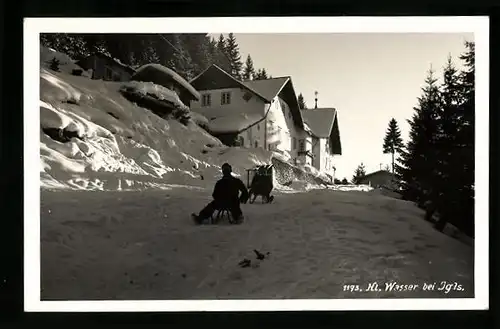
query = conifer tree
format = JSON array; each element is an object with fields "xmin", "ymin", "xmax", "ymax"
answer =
[
  {"xmin": 352, "ymin": 163, "xmax": 366, "ymax": 185},
  {"xmin": 396, "ymin": 67, "xmax": 442, "ymax": 203},
  {"xmin": 242, "ymin": 54, "xmax": 255, "ymax": 80},
  {"xmin": 297, "ymin": 93, "xmax": 307, "ymax": 109},
  {"xmin": 382, "ymin": 118, "xmax": 404, "ymax": 174},
  {"xmin": 225, "ymin": 33, "xmax": 243, "ymax": 79}
]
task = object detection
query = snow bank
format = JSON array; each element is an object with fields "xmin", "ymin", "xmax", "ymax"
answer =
[
  {"xmin": 328, "ymin": 184, "xmax": 374, "ymax": 192},
  {"xmin": 39, "ymin": 68, "xmax": 273, "ymax": 191},
  {"xmin": 120, "ymin": 80, "xmax": 189, "ymax": 110},
  {"xmin": 132, "ymin": 63, "xmax": 201, "ymax": 101}
]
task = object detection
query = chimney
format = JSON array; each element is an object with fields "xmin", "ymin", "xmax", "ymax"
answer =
[{"xmin": 314, "ymin": 91, "xmax": 318, "ymax": 109}]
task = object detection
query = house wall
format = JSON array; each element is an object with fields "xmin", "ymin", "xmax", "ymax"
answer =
[
  {"xmin": 190, "ymin": 87, "xmax": 268, "ymax": 148},
  {"xmin": 359, "ymin": 172, "xmax": 395, "ymax": 188},
  {"xmin": 295, "ymin": 129, "xmax": 313, "ymax": 166},
  {"xmin": 310, "ymin": 137, "xmax": 336, "ymax": 177},
  {"xmin": 240, "ymin": 118, "xmax": 267, "ymax": 149},
  {"xmin": 265, "ymin": 96, "xmax": 295, "ymax": 153}
]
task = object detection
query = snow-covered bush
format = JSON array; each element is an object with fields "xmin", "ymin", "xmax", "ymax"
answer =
[{"xmin": 119, "ymin": 81, "xmax": 191, "ymax": 125}]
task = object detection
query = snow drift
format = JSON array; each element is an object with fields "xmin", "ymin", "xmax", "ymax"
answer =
[{"xmin": 39, "ymin": 68, "xmax": 275, "ymax": 191}]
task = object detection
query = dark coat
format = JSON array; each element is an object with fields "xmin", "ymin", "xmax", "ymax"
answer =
[{"xmin": 212, "ymin": 174, "xmax": 249, "ymax": 204}]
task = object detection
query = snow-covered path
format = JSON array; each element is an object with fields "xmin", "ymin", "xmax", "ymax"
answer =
[{"xmin": 40, "ymin": 187, "xmax": 473, "ymax": 300}]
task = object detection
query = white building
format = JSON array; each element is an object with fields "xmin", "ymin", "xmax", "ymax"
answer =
[{"xmin": 189, "ymin": 64, "xmax": 341, "ymax": 172}]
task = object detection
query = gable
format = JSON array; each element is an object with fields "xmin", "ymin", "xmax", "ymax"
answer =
[
  {"xmin": 190, "ymin": 65, "xmax": 268, "ymax": 103},
  {"xmin": 301, "ymin": 108, "xmax": 341, "ymax": 155}
]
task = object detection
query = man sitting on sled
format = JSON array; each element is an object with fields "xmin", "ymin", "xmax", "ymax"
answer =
[{"xmin": 192, "ymin": 163, "xmax": 249, "ymax": 224}]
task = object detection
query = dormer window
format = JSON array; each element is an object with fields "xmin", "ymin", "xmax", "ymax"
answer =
[
  {"xmin": 221, "ymin": 92, "xmax": 231, "ymax": 105},
  {"xmin": 202, "ymin": 94, "xmax": 211, "ymax": 107}
]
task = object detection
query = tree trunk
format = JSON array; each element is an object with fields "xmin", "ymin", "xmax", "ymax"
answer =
[{"xmin": 391, "ymin": 151, "xmax": 395, "ymax": 174}]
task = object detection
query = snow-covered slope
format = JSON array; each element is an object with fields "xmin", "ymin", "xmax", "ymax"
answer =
[{"xmin": 39, "ymin": 69, "xmax": 276, "ymax": 191}]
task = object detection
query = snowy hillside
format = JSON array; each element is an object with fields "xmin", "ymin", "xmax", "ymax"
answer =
[{"xmin": 39, "ymin": 68, "xmax": 278, "ymax": 191}]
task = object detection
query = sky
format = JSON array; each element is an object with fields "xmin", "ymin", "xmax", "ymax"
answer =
[{"xmin": 210, "ymin": 33, "xmax": 473, "ymax": 180}]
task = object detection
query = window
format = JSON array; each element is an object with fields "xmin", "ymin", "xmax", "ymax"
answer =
[
  {"xmin": 202, "ymin": 94, "xmax": 211, "ymax": 107},
  {"xmin": 255, "ymin": 141, "xmax": 258, "ymax": 148},
  {"xmin": 292, "ymin": 137, "xmax": 297, "ymax": 150},
  {"xmin": 221, "ymin": 92, "xmax": 231, "ymax": 105},
  {"xmin": 104, "ymin": 66, "xmax": 113, "ymax": 80},
  {"xmin": 257, "ymin": 124, "xmax": 260, "ymax": 131},
  {"xmin": 299, "ymin": 139, "xmax": 305, "ymax": 152}
]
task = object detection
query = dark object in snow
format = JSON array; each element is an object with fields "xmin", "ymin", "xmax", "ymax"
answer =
[
  {"xmin": 154, "ymin": 272, "xmax": 159, "ymax": 277},
  {"xmin": 181, "ymin": 273, "xmax": 187, "ymax": 278},
  {"xmin": 192, "ymin": 163, "xmax": 249, "ymax": 225},
  {"xmin": 238, "ymin": 259, "xmax": 251, "ymax": 268},
  {"xmin": 63, "ymin": 98, "xmax": 79, "ymax": 105},
  {"xmin": 201, "ymin": 149, "xmax": 208, "ymax": 154},
  {"xmin": 247, "ymin": 165, "xmax": 274, "ymax": 204},
  {"xmin": 200, "ymin": 175, "xmax": 204, "ymax": 180},
  {"xmin": 253, "ymin": 249, "xmax": 266, "ymax": 260},
  {"xmin": 131, "ymin": 64, "xmax": 200, "ymax": 106},
  {"xmin": 50, "ymin": 57, "xmax": 60, "ymax": 71},
  {"xmin": 107, "ymin": 112, "xmax": 119, "ymax": 120},
  {"xmin": 42, "ymin": 127, "xmax": 83, "ymax": 143},
  {"xmin": 72, "ymin": 69, "xmax": 83, "ymax": 76}
]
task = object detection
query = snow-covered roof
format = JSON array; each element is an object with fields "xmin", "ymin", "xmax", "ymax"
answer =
[
  {"xmin": 132, "ymin": 64, "xmax": 201, "ymax": 101},
  {"xmin": 192, "ymin": 103, "xmax": 266, "ymax": 134}
]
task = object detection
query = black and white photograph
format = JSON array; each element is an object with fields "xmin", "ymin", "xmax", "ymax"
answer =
[{"xmin": 24, "ymin": 17, "xmax": 489, "ymax": 311}]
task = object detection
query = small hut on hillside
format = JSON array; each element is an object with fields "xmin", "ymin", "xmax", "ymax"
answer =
[
  {"xmin": 75, "ymin": 52, "xmax": 136, "ymax": 81},
  {"xmin": 131, "ymin": 64, "xmax": 200, "ymax": 106}
]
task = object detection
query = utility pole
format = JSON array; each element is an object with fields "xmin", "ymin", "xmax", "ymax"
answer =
[{"xmin": 314, "ymin": 91, "xmax": 318, "ymax": 109}]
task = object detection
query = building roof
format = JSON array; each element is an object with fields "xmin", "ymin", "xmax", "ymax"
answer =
[
  {"xmin": 189, "ymin": 64, "xmax": 305, "ymax": 134},
  {"xmin": 300, "ymin": 108, "xmax": 337, "ymax": 138},
  {"xmin": 242, "ymin": 77, "xmax": 289, "ymax": 102},
  {"xmin": 76, "ymin": 52, "xmax": 136, "ymax": 75},
  {"xmin": 300, "ymin": 108, "xmax": 342, "ymax": 155},
  {"xmin": 189, "ymin": 64, "xmax": 268, "ymax": 103},
  {"xmin": 361, "ymin": 170, "xmax": 395, "ymax": 180}
]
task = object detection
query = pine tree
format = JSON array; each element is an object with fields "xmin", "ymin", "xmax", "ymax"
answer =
[
  {"xmin": 396, "ymin": 67, "xmax": 442, "ymax": 204},
  {"xmin": 382, "ymin": 118, "xmax": 404, "ymax": 174},
  {"xmin": 225, "ymin": 33, "xmax": 243, "ymax": 79},
  {"xmin": 437, "ymin": 41, "xmax": 474, "ymax": 237},
  {"xmin": 352, "ymin": 163, "xmax": 366, "ymax": 185},
  {"xmin": 427, "ymin": 54, "xmax": 462, "ymax": 232},
  {"xmin": 170, "ymin": 34, "xmax": 195, "ymax": 80},
  {"xmin": 456, "ymin": 41, "xmax": 475, "ymax": 237},
  {"xmin": 214, "ymin": 34, "xmax": 232, "ymax": 73},
  {"xmin": 261, "ymin": 68, "xmax": 268, "ymax": 79},
  {"xmin": 297, "ymin": 93, "xmax": 307, "ymax": 109},
  {"xmin": 242, "ymin": 54, "xmax": 255, "ymax": 80},
  {"xmin": 254, "ymin": 68, "xmax": 269, "ymax": 80}
]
